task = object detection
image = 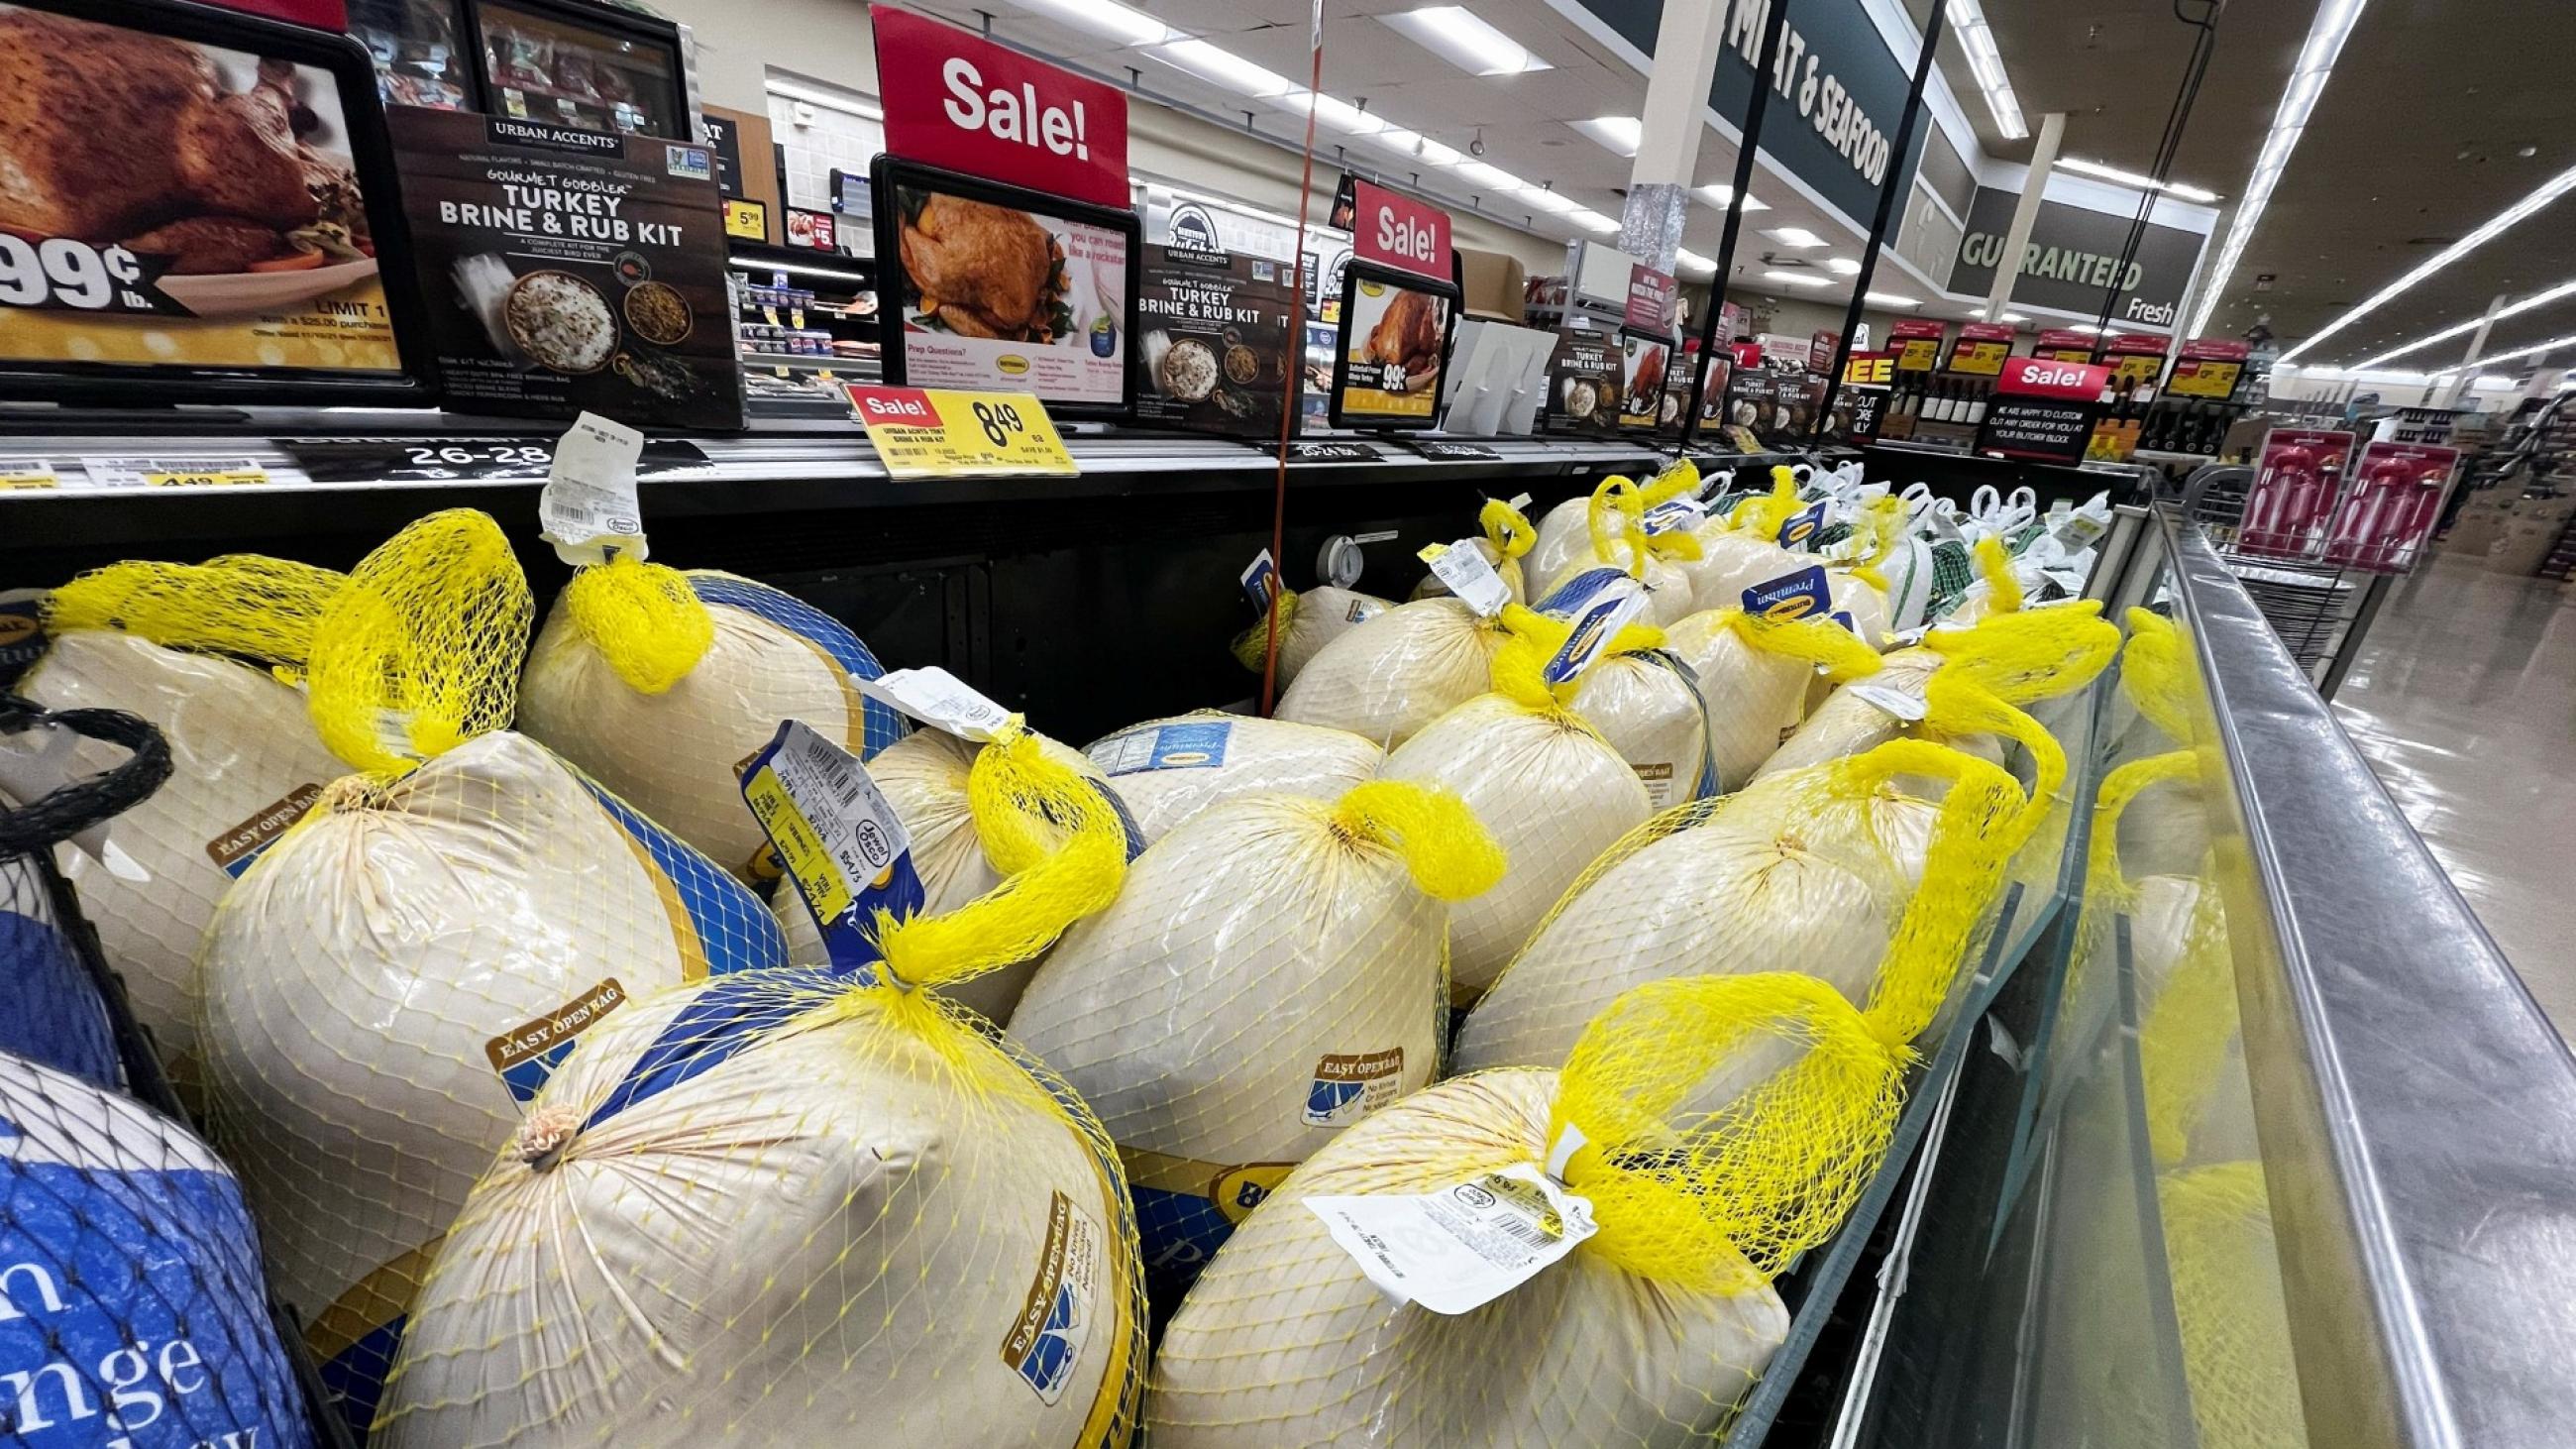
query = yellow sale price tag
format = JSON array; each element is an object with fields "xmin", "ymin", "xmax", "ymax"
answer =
[
  {"xmin": 844, "ymin": 387, "xmax": 1078, "ymax": 479},
  {"xmin": 1950, "ymin": 341, "xmax": 2009, "ymax": 376},
  {"xmin": 0, "ymin": 460, "xmax": 58, "ymax": 490},
  {"xmin": 2167, "ymin": 359, "xmax": 2242, "ymax": 398}
]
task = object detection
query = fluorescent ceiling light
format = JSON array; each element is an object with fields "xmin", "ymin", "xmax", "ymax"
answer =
[
  {"xmin": 1676, "ymin": 248, "xmax": 1717, "ymax": 275},
  {"xmin": 1518, "ymin": 187, "xmax": 1582, "ymax": 215},
  {"xmin": 2187, "ymin": 0, "xmax": 2372, "ymax": 340},
  {"xmin": 1009, "ymin": 0, "xmax": 1174, "ymax": 47},
  {"xmin": 1415, "ymin": 137, "xmax": 1464, "ymax": 167},
  {"xmin": 1695, "ymin": 184, "xmax": 1770, "ymax": 213},
  {"xmin": 2472, "ymin": 375, "xmax": 2519, "ymax": 390},
  {"xmin": 1289, "ymin": 90, "xmax": 1386, "ymax": 136},
  {"xmin": 767, "ymin": 79, "xmax": 882, "ymax": 120},
  {"xmin": 1767, "ymin": 227, "xmax": 1827, "ymax": 249},
  {"xmin": 1946, "ymin": 0, "xmax": 2027, "ymax": 140},
  {"xmin": 1824, "ymin": 257, "xmax": 1861, "ymax": 276},
  {"xmin": 1456, "ymin": 161, "xmax": 1525, "ymax": 191},
  {"xmin": 1569, "ymin": 116, "xmax": 1642, "ymax": 158},
  {"xmin": 2292, "ymin": 163, "xmax": 2576, "ymax": 362},
  {"xmin": 1377, "ymin": 7, "xmax": 1551, "ymax": 76},
  {"xmin": 2355, "ymin": 278, "xmax": 2576, "ymax": 367},
  {"xmin": 2455, "ymin": 330, "xmax": 2576, "ymax": 369},
  {"xmin": 2054, "ymin": 157, "xmax": 2221, "ymax": 203},
  {"xmin": 1765, "ymin": 270, "xmax": 1833, "ymax": 289},
  {"xmin": 1568, "ymin": 209, "xmax": 1621, "ymax": 234},
  {"xmin": 2001, "ymin": 311, "xmax": 2030, "ymax": 323},
  {"xmin": 1148, "ymin": 39, "xmax": 1295, "ymax": 98},
  {"xmin": 1866, "ymin": 291, "xmax": 1920, "ymax": 307}
]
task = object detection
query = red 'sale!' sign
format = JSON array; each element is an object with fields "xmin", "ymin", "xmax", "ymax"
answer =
[
  {"xmin": 874, "ymin": 8, "xmax": 1130, "ymax": 208},
  {"xmin": 1997, "ymin": 356, "xmax": 2111, "ymax": 400},
  {"xmin": 1350, "ymin": 177, "xmax": 1452, "ymax": 283}
]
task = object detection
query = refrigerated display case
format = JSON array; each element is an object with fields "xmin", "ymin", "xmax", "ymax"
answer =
[{"xmin": 348, "ymin": 0, "xmax": 692, "ymax": 139}]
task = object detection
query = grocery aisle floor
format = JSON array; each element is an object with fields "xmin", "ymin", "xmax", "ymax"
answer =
[{"xmin": 2332, "ymin": 554, "xmax": 2576, "ymax": 1041}]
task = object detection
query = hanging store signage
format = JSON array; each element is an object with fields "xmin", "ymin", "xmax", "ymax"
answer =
[
  {"xmin": 389, "ymin": 106, "xmax": 744, "ymax": 429},
  {"xmin": 1973, "ymin": 358, "xmax": 2108, "ymax": 464},
  {"xmin": 1567, "ymin": 0, "xmax": 1930, "ymax": 230},
  {"xmin": 2099, "ymin": 333, "xmax": 2171, "ymax": 389},
  {"xmin": 1948, "ymin": 321, "xmax": 2015, "ymax": 377},
  {"xmin": 2165, "ymin": 337, "xmax": 2249, "ymax": 399},
  {"xmin": 845, "ymin": 385, "xmax": 1077, "ymax": 477},
  {"xmin": 1349, "ymin": 179, "xmax": 1452, "ymax": 286},
  {"xmin": 872, "ymin": 8, "xmax": 1129, "ymax": 209},
  {"xmin": 1951, "ymin": 186, "xmax": 2206, "ymax": 329},
  {"xmin": 2324, "ymin": 441, "xmax": 2461, "ymax": 573},
  {"xmin": 1890, "ymin": 319, "xmax": 1945, "ymax": 373},
  {"xmin": 1625, "ymin": 264, "xmax": 1677, "ymax": 332},
  {"xmin": 2034, "ymin": 329, "xmax": 2097, "ymax": 363}
]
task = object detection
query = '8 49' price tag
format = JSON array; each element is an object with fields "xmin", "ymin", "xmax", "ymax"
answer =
[{"xmin": 844, "ymin": 386, "xmax": 1078, "ymax": 479}]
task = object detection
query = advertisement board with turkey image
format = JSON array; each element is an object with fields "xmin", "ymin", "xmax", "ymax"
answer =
[
  {"xmin": 388, "ymin": 103, "xmax": 742, "ymax": 428},
  {"xmin": 1617, "ymin": 330, "xmax": 1672, "ymax": 432},
  {"xmin": 1331, "ymin": 263, "xmax": 1454, "ymax": 429},
  {"xmin": 0, "ymin": 0, "xmax": 433, "ymax": 401},
  {"xmin": 872, "ymin": 158, "xmax": 1138, "ymax": 419},
  {"xmin": 1133, "ymin": 242, "xmax": 1298, "ymax": 439}
]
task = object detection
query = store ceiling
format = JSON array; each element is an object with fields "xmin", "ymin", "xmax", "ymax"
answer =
[
  {"xmin": 1955, "ymin": 0, "xmax": 2576, "ymax": 370},
  {"xmin": 913, "ymin": 0, "xmax": 1980, "ymax": 318}
]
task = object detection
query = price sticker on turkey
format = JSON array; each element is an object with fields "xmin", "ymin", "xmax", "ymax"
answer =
[{"xmin": 845, "ymin": 386, "xmax": 1077, "ymax": 478}]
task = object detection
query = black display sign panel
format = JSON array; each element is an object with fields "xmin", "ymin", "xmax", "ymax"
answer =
[
  {"xmin": 1951, "ymin": 185, "xmax": 2206, "ymax": 330},
  {"xmin": 1840, "ymin": 386, "xmax": 1889, "ymax": 442},
  {"xmin": 1976, "ymin": 394, "xmax": 2095, "ymax": 463},
  {"xmin": 1330, "ymin": 263, "xmax": 1455, "ymax": 431},
  {"xmin": 1405, "ymin": 438, "xmax": 1501, "ymax": 461},
  {"xmin": 1544, "ymin": 325, "xmax": 1622, "ymax": 437},
  {"xmin": 286, "ymin": 435, "xmax": 711, "ymax": 483},
  {"xmin": 1281, "ymin": 439, "xmax": 1383, "ymax": 462},
  {"xmin": 701, "ymin": 112, "xmax": 747, "ymax": 198}
]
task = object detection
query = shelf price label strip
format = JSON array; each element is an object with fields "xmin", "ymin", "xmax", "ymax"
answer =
[{"xmin": 844, "ymin": 386, "xmax": 1079, "ymax": 479}]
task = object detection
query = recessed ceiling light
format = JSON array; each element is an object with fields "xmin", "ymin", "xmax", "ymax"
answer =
[
  {"xmin": 2054, "ymin": 157, "xmax": 2221, "ymax": 203},
  {"xmin": 1767, "ymin": 227, "xmax": 1827, "ymax": 249},
  {"xmin": 1010, "ymin": 0, "xmax": 1174, "ymax": 47},
  {"xmin": 2001, "ymin": 311, "xmax": 2030, "ymax": 323},
  {"xmin": 1947, "ymin": 0, "xmax": 2027, "ymax": 140},
  {"xmin": 1569, "ymin": 116, "xmax": 1643, "ymax": 158},
  {"xmin": 1866, "ymin": 291, "xmax": 1920, "ymax": 307},
  {"xmin": 1695, "ymin": 184, "xmax": 1771, "ymax": 213},
  {"xmin": 1456, "ymin": 161, "xmax": 1525, "ymax": 191},
  {"xmin": 2287, "ymin": 159, "xmax": 2576, "ymax": 362},
  {"xmin": 1764, "ymin": 269, "xmax": 1833, "ymax": 289},
  {"xmin": 1824, "ymin": 257, "xmax": 1862, "ymax": 276},
  {"xmin": 2355, "ymin": 278, "xmax": 2576, "ymax": 367},
  {"xmin": 1288, "ymin": 90, "xmax": 1386, "ymax": 136},
  {"xmin": 1376, "ymin": 7, "xmax": 1552, "ymax": 76},
  {"xmin": 1148, "ymin": 39, "xmax": 1296, "ymax": 98}
]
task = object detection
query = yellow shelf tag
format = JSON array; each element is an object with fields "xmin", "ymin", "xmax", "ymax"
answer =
[{"xmin": 845, "ymin": 386, "xmax": 1079, "ymax": 479}]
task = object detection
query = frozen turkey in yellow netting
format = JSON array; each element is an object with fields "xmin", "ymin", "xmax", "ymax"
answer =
[
  {"xmin": 9, "ymin": 560, "xmax": 348, "ymax": 1086},
  {"xmin": 1565, "ymin": 624, "xmax": 1715, "ymax": 811},
  {"xmin": 375, "ymin": 715, "xmax": 1142, "ymax": 1449},
  {"xmin": 1146, "ymin": 972, "xmax": 1932, "ymax": 1449},
  {"xmin": 1010, "ymin": 778, "xmax": 1501, "ymax": 1313},
  {"xmin": 1380, "ymin": 605, "xmax": 1652, "ymax": 1005},
  {"xmin": 1231, "ymin": 585, "xmax": 1392, "ymax": 687},
  {"xmin": 1412, "ymin": 497, "xmax": 1536, "ymax": 606},
  {"xmin": 1081, "ymin": 711, "xmax": 1382, "ymax": 845},
  {"xmin": 191, "ymin": 511, "xmax": 789, "ymax": 1440},
  {"xmin": 1659, "ymin": 604, "xmax": 1881, "ymax": 798},
  {"xmin": 1274, "ymin": 596, "xmax": 1511, "ymax": 749},
  {"xmin": 516, "ymin": 559, "xmax": 908, "ymax": 882}
]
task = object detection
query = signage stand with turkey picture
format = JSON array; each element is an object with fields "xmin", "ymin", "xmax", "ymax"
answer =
[
  {"xmin": 867, "ymin": 9, "xmax": 1140, "ymax": 420},
  {"xmin": 1329, "ymin": 178, "xmax": 1457, "ymax": 431},
  {"xmin": 0, "ymin": 0, "xmax": 434, "ymax": 402}
]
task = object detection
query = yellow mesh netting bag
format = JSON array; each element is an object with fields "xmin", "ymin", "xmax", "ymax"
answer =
[
  {"xmin": 1147, "ymin": 972, "xmax": 1924, "ymax": 1448},
  {"xmin": 1274, "ymin": 596, "xmax": 1512, "ymax": 749},
  {"xmin": 1663, "ymin": 608, "xmax": 1882, "ymax": 790},
  {"xmin": 1455, "ymin": 738, "xmax": 2024, "ymax": 1073},
  {"xmin": 517, "ymin": 557, "xmax": 909, "ymax": 881},
  {"xmin": 1230, "ymin": 585, "xmax": 1394, "ymax": 684},
  {"xmin": 1679, "ymin": 467, "xmax": 1807, "ymax": 612},
  {"xmin": 1011, "ymin": 778, "xmax": 1500, "ymax": 1310},
  {"xmin": 375, "ymin": 723, "xmax": 1146, "ymax": 1448},
  {"xmin": 1413, "ymin": 497, "xmax": 1537, "ymax": 605},
  {"xmin": 1567, "ymin": 620, "xmax": 1714, "ymax": 810},
  {"xmin": 19, "ymin": 554, "xmax": 351, "ymax": 1083},
  {"xmin": 1382, "ymin": 605, "xmax": 1651, "ymax": 1003},
  {"xmin": 195, "ymin": 509, "xmax": 792, "ymax": 1438},
  {"xmin": 1532, "ymin": 474, "xmax": 1697, "ymax": 623},
  {"xmin": 2157, "ymin": 1162, "xmax": 2311, "ymax": 1449}
]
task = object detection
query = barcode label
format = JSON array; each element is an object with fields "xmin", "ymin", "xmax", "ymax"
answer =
[
  {"xmin": 1304, "ymin": 1163, "xmax": 1596, "ymax": 1315},
  {"xmin": 741, "ymin": 719, "xmax": 915, "ymax": 961}
]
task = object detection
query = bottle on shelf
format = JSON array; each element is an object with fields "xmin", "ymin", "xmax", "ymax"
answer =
[
  {"xmin": 1932, "ymin": 377, "xmax": 1958, "ymax": 423},
  {"xmin": 1966, "ymin": 379, "xmax": 1988, "ymax": 425}
]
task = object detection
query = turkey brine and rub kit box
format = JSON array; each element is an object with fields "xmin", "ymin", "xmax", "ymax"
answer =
[
  {"xmin": 387, "ymin": 104, "xmax": 744, "ymax": 428},
  {"xmin": 0, "ymin": 0, "xmax": 433, "ymax": 402},
  {"xmin": 1133, "ymin": 243, "xmax": 1298, "ymax": 438}
]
